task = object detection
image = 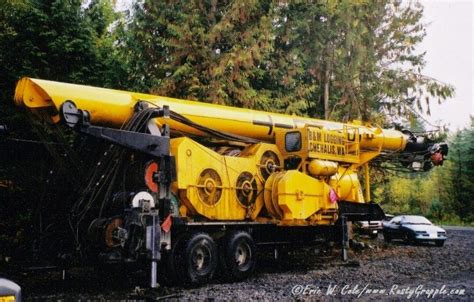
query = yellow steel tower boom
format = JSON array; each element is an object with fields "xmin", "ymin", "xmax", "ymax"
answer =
[{"xmin": 15, "ymin": 77, "xmax": 406, "ymax": 150}]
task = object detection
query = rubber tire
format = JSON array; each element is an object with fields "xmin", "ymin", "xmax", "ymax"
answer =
[
  {"xmin": 175, "ymin": 232, "xmax": 218, "ymax": 285},
  {"xmin": 220, "ymin": 231, "xmax": 256, "ymax": 281},
  {"xmin": 383, "ymin": 233, "xmax": 391, "ymax": 243},
  {"xmin": 435, "ymin": 240, "xmax": 445, "ymax": 247},
  {"xmin": 158, "ymin": 234, "xmax": 185, "ymax": 285},
  {"xmin": 404, "ymin": 233, "xmax": 415, "ymax": 245}
]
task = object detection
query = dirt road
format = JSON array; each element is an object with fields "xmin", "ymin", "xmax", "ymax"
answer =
[{"xmin": 14, "ymin": 228, "xmax": 474, "ymax": 300}]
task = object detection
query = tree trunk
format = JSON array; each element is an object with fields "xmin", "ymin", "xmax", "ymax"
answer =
[{"xmin": 324, "ymin": 62, "xmax": 330, "ymax": 120}]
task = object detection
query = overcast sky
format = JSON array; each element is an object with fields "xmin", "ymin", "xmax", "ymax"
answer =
[{"xmin": 419, "ymin": 0, "xmax": 473, "ymax": 132}]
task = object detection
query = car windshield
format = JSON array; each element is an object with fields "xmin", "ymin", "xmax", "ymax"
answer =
[{"xmin": 401, "ymin": 216, "xmax": 432, "ymax": 225}]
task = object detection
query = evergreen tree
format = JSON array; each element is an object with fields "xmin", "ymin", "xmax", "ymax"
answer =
[
  {"xmin": 447, "ymin": 118, "xmax": 474, "ymax": 222},
  {"xmin": 272, "ymin": 1, "xmax": 454, "ymax": 121},
  {"xmin": 121, "ymin": 0, "xmax": 275, "ymax": 109},
  {"xmin": 0, "ymin": 0, "xmax": 123, "ymax": 258},
  {"xmin": 119, "ymin": 1, "xmax": 453, "ymax": 123},
  {"xmin": 0, "ymin": 0, "xmax": 121, "ymax": 127}
]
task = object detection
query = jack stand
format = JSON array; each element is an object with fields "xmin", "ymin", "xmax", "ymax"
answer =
[
  {"xmin": 150, "ymin": 214, "xmax": 159, "ymax": 288},
  {"xmin": 150, "ymin": 260, "xmax": 158, "ymax": 289},
  {"xmin": 341, "ymin": 215, "xmax": 348, "ymax": 261}
]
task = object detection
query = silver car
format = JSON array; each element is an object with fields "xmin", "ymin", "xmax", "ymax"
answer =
[
  {"xmin": 382, "ymin": 215, "xmax": 447, "ymax": 246},
  {"xmin": 354, "ymin": 220, "xmax": 382, "ymax": 239}
]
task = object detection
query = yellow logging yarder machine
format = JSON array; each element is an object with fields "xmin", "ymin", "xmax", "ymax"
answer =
[{"xmin": 14, "ymin": 78, "xmax": 447, "ymax": 286}]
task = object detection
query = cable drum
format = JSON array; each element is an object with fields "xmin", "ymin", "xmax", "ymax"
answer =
[
  {"xmin": 259, "ymin": 151, "xmax": 280, "ymax": 180},
  {"xmin": 196, "ymin": 169, "xmax": 223, "ymax": 206},
  {"xmin": 235, "ymin": 172, "xmax": 258, "ymax": 208},
  {"xmin": 263, "ymin": 172, "xmax": 284, "ymax": 219}
]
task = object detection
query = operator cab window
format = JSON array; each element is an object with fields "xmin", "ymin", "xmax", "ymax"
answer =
[{"xmin": 285, "ymin": 131, "xmax": 302, "ymax": 152}]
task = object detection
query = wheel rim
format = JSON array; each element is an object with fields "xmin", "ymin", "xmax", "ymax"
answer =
[
  {"xmin": 234, "ymin": 241, "xmax": 252, "ymax": 270},
  {"xmin": 191, "ymin": 242, "xmax": 211, "ymax": 274}
]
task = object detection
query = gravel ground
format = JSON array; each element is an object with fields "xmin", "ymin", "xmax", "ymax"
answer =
[{"xmin": 10, "ymin": 228, "xmax": 474, "ymax": 301}]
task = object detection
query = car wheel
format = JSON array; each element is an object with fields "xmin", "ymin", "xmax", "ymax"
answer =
[
  {"xmin": 383, "ymin": 233, "xmax": 391, "ymax": 242},
  {"xmin": 175, "ymin": 232, "xmax": 218, "ymax": 285},
  {"xmin": 435, "ymin": 240, "xmax": 445, "ymax": 247},
  {"xmin": 220, "ymin": 231, "xmax": 256, "ymax": 281},
  {"xmin": 404, "ymin": 233, "xmax": 414, "ymax": 245}
]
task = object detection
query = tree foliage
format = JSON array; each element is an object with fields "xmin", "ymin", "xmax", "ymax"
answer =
[
  {"xmin": 0, "ymin": 0, "xmax": 122, "ymax": 258},
  {"xmin": 0, "ymin": 0, "xmax": 121, "ymax": 130},
  {"xmin": 120, "ymin": 0, "xmax": 454, "ymax": 122},
  {"xmin": 120, "ymin": 0, "xmax": 275, "ymax": 109}
]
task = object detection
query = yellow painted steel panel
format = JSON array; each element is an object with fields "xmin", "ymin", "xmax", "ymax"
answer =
[{"xmin": 275, "ymin": 170, "xmax": 336, "ymax": 221}]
